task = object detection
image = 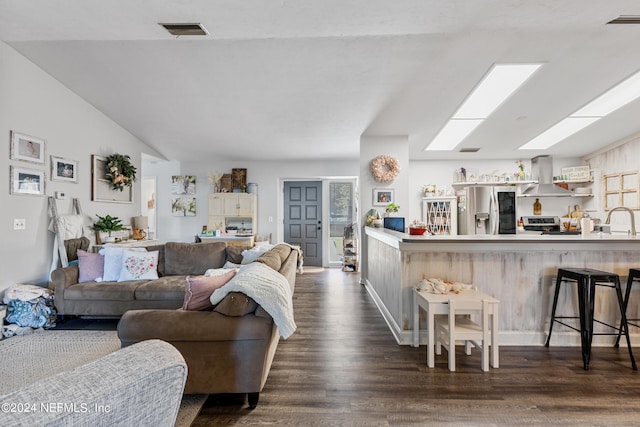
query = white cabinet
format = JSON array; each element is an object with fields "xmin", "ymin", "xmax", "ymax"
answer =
[
  {"xmin": 422, "ymin": 197, "xmax": 458, "ymax": 235},
  {"xmin": 208, "ymin": 193, "xmax": 257, "ymax": 233}
]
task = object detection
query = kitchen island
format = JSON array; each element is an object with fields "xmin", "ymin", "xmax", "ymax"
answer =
[{"xmin": 363, "ymin": 226, "xmax": 640, "ymax": 346}]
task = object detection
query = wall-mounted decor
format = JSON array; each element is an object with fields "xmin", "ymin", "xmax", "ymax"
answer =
[
  {"xmin": 10, "ymin": 166, "xmax": 45, "ymax": 196},
  {"xmin": 171, "ymin": 175, "xmax": 196, "ymax": 195},
  {"xmin": 370, "ymin": 155, "xmax": 400, "ymax": 183},
  {"xmin": 172, "ymin": 197, "xmax": 196, "ymax": 216},
  {"xmin": 232, "ymin": 168, "xmax": 247, "ymax": 191},
  {"xmin": 50, "ymin": 156, "xmax": 78, "ymax": 183},
  {"xmin": 91, "ymin": 155, "xmax": 133, "ymax": 203},
  {"xmin": 373, "ymin": 188, "xmax": 395, "ymax": 206},
  {"xmin": 604, "ymin": 170, "xmax": 639, "ymax": 210},
  {"xmin": 220, "ymin": 174, "xmax": 232, "ymax": 192},
  {"xmin": 104, "ymin": 153, "xmax": 136, "ymax": 191},
  {"xmin": 10, "ymin": 131, "xmax": 46, "ymax": 164}
]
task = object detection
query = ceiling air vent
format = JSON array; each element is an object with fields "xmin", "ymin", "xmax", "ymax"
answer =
[
  {"xmin": 607, "ymin": 16, "xmax": 640, "ymax": 24},
  {"xmin": 459, "ymin": 147, "xmax": 480, "ymax": 153},
  {"xmin": 160, "ymin": 23, "xmax": 208, "ymax": 36}
]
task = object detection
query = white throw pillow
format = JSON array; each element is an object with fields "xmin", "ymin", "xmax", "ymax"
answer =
[
  {"xmin": 241, "ymin": 247, "xmax": 268, "ymax": 264},
  {"xmin": 118, "ymin": 250, "xmax": 159, "ymax": 282},
  {"xmin": 100, "ymin": 247, "xmax": 147, "ymax": 281}
]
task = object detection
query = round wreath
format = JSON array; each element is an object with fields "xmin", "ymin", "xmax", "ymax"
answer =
[
  {"xmin": 104, "ymin": 153, "xmax": 137, "ymax": 191},
  {"xmin": 370, "ymin": 155, "xmax": 400, "ymax": 183}
]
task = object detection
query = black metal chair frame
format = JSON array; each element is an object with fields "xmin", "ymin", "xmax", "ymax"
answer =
[{"xmin": 545, "ymin": 268, "xmax": 637, "ymax": 371}]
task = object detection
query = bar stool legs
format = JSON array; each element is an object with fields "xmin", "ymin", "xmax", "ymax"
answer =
[
  {"xmin": 545, "ymin": 268, "xmax": 637, "ymax": 371},
  {"xmin": 615, "ymin": 268, "xmax": 640, "ymax": 347}
]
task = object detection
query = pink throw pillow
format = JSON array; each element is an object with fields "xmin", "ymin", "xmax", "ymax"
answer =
[
  {"xmin": 77, "ymin": 249, "xmax": 104, "ymax": 283},
  {"xmin": 183, "ymin": 270, "xmax": 236, "ymax": 311}
]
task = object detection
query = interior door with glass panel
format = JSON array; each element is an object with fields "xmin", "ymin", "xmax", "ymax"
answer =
[{"xmin": 284, "ymin": 181, "xmax": 322, "ymax": 266}]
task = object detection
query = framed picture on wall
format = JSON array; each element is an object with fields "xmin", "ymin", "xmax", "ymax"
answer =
[
  {"xmin": 10, "ymin": 166, "xmax": 45, "ymax": 196},
  {"xmin": 91, "ymin": 154, "xmax": 133, "ymax": 203},
  {"xmin": 171, "ymin": 175, "xmax": 196, "ymax": 195},
  {"xmin": 172, "ymin": 197, "xmax": 196, "ymax": 216},
  {"xmin": 10, "ymin": 131, "xmax": 46, "ymax": 164},
  {"xmin": 373, "ymin": 188, "xmax": 394, "ymax": 206},
  {"xmin": 51, "ymin": 156, "xmax": 78, "ymax": 183}
]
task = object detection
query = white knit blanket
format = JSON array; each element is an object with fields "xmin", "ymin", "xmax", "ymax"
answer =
[{"xmin": 209, "ymin": 263, "xmax": 296, "ymax": 339}]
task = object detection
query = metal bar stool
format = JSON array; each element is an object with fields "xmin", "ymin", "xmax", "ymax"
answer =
[
  {"xmin": 544, "ymin": 267, "xmax": 637, "ymax": 371},
  {"xmin": 615, "ymin": 268, "xmax": 640, "ymax": 347}
]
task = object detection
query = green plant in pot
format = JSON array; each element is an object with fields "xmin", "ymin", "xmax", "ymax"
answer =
[
  {"xmin": 385, "ymin": 202, "xmax": 400, "ymax": 216},
  {"xmin": 93, "ymin": 214, "xmax": 125, "ymax": 243}
]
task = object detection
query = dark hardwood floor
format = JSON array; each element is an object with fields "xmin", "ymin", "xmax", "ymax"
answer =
[{"xmin": 193, "ymin": 268, "xmax": 640, "ymax": 426}]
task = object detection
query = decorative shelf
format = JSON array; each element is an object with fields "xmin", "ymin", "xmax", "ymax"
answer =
[
  {"xmin": 452, "ymin": 180, "xmax": 537, "ymax": 189},
  {"xmin": 552, "ymin": 178, "xmax": 594, "ymax": 184},
  {"xmin": 516, "ymin": 193, "xmax": 593, "ymax": 198}
]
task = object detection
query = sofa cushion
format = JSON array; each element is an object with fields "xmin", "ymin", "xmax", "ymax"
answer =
[
  {"xmin": 214, "ymin": 292, "xmax": 259, "ymax": 316},
  {"xmin": 164, "ymin": 242, "xmax": 226, "ymax": 276},
  {"xmin": 118, "ymin": 250, "xmax": 159, "ymax": 282},
  {"xmin": 225, "ymin": 245, "xmax": 251, "ymax": 264},
  {"xmin": 64, "ymin": 281, "xmax": 140, "ymax": 301},
  {"xmin": 183, "ymin": 270, "xmax": 236, "ymax": 311},
  {"xmin": 256, "ymin": 244, "xmax": 293, "ymax": 271},
  {"xmin": 77, "ymin": 249, "xmax": 104, "ymax": 283},
  {"xmin": 134, "ymin": 276, "xmax": 188, "ymax": 301}
]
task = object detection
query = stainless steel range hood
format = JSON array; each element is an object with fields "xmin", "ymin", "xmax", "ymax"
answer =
[{"xmin": 522, "ymin": 155, "xmax": 571, "ymax": 197}]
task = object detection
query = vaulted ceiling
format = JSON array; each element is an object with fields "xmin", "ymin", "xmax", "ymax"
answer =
[{"xmin": 2, "ymin": 1, "xmax": 640, "ymax": 162}]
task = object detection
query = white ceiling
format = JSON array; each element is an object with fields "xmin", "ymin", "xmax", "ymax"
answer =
[{"xmin": 2, "ymin": 0, "xmax": 640, "ymax": 162}]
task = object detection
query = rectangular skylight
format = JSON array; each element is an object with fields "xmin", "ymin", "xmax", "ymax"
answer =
[
  {"xmin": 454, "ymin": 64, "xmax": 542, "ymax": 119},
  {"xmin": 425, "ymin": 63, "xmax": 542, "ymax": 151},
  {"xmin": 519, "ymin": 68, "xmax": 640, "ymax": 150},
  {"xmin": 425, "ymin": 120, "xmax": 483, "ymax": 151},
  {"xmin": 519, "ymin": 117, "xmax": 599, "ymax": 150}
]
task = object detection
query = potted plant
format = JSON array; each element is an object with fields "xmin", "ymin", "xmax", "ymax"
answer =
[
  {"xmin": 385, "ymin": 202, "xmax": 400, "ymax": 216},
  {"xmin": 92, "ymin": 214, "xmax": 125, "ymax": 243}
]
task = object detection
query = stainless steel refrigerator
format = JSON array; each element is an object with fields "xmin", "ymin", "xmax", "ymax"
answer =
[{"xmin": 458, "ymin": 186, "xmax": 517, "ymax": 235}]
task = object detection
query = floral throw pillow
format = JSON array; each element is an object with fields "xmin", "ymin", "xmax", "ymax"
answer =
[{"xmin": 117, "ymin": 250, "xmax": 159, "ymax": 282}]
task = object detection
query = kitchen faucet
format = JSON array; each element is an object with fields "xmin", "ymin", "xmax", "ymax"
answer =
[{"xmin": 605, "ymin": 206, "xmax": 637, "ymax": 236}]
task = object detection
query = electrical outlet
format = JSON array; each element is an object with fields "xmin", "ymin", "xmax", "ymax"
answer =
[
  {"xmin": 13, "ymin": 218, "xmax": 26, "ymax": 230},
  {"xmin": 268, "ymin": 216, "xmax": 273, "ymax": 223}
]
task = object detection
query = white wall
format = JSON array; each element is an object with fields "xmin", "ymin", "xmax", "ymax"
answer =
[
  {"xmin": 143, "ymin": 158, "xmax": 359, "ymax": 244},
  {"xmin": 584, "ymin": 135, "xmax": 640, "ymax": 232},
  {"xmin": 360, "ymin": 136, "xmax": 410, "ymax": 225},
  {"xmin": 0, "ymin": 42, "xmax": 161, "ymax": 293}
]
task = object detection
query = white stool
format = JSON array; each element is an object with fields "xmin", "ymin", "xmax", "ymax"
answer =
[{"xmin": 435, "ymin": 298, "xmax": 496, "ymax": 372}]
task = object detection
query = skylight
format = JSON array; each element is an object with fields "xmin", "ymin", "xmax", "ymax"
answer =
[{"xmin": 425, "ymin": 63, "xmax": 542, "ymax": 151}]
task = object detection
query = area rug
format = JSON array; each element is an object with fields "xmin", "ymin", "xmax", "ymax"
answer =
[{"xmin": 0, "ymin": 330, "xmax": 206, "ymax": 426}]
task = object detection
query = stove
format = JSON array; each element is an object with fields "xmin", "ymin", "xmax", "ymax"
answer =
[{"xmin": 522, "ymin": 216, "xmax": 561, "ymax": 232}]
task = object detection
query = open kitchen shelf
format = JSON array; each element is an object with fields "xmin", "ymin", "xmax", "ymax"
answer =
[{"xmin": 452, "ymin": 180, "xmax": 537, "ymax": 189}]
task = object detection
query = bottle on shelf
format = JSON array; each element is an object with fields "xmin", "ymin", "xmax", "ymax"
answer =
[{"xmin": 533, "ymin": 198, "xmax": 542, "ymax": 216}]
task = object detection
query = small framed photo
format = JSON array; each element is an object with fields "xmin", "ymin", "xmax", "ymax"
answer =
[
  {"xmin": 373, "ymin": 188, "xmax": 394, "ymax": 206},
  {"xmin": 10, "ymin": 166, "xmax": 45, "ymax": 196},
  {"xmin": 51, "ymin": 156, "xmax": 78, "ymax": 183},
  {"xmin": 10, "ymin": 131, "xmax": 46, "ymax": 164}
]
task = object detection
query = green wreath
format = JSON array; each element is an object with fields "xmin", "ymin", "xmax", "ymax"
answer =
[{"xmin": 104, "ymin": 153, "xmax": 137, "ymax": 191}]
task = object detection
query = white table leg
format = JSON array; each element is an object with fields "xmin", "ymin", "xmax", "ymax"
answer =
[
  {"xmin": 427, "ymin": 310, "xmax": 435, "ymax": 368},
  {"xmin": 413, "ymin": 295, "xmax": 419, "ymax": 347},
  {"xmin": 491, "ymin": 303, "xmax": 499, "ymax": 368}
]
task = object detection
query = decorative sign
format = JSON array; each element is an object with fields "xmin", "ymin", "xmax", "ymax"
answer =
[{"xmin": 561, "ymin": 166, "xmax": 590, "ymax": 181}]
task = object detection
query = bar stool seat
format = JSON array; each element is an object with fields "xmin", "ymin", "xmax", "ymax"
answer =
[
  {"xmin": 615, "ymin": 268, "xmax": 640, "ymax": 346},
  {"xmin": 544, "ymin": 267, "xmax": 636, "ymax": 371}
]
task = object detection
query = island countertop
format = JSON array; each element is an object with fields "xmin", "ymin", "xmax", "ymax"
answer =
[{"xmin": 362, "ymin": 225, "xmax": 640, "ymax": 347}]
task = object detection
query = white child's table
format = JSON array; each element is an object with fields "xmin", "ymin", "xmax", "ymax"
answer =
[{"xmin": 413, "ymin": 288, "xmax": 500, "ymax": 369}]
